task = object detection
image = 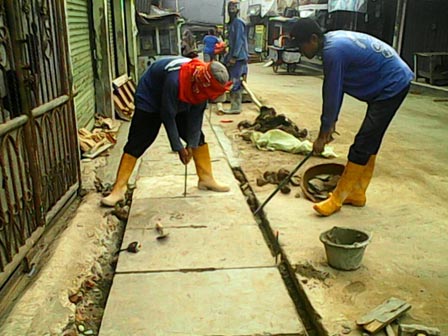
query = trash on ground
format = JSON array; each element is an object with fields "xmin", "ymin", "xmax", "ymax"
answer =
[
  {"xmin": 238, "ymin": 106, "xmax": 308, "ymax": 139},
  {"xmin": 155, "ymin": 222, "xmax": 169, "ymax": 240},
  {"xmin": 78, "ymin": 117, "xmax": 119, "ymax": 159},
  {"xmin": 246, "ymin": 129, "xmax": 337, "ymax": 158}
]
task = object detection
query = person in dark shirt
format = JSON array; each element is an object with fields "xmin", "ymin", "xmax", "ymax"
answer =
[
  {"xmin": 289, "ymin": 18, "xmax": 413, "ymax": 216},
  {"xmin": 101, "ymin": 57, "xmax": 231, "ymax": 207},
  {"xmin": 203, "ymin": 28, "xmax": 219, "ymax": 62}
]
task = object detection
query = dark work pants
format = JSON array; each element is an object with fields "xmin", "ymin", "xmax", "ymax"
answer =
[
  {"xmin": 348, "ymin": 85, "xmax": 410, "ymax": 165},
  {"xmin": 123, "ymin": 109, "xmax": 205, "ymax": 158}
]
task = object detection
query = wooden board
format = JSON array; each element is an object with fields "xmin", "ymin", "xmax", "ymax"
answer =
[{"xmin": 357, "ymin": 297, "xmax": 411, "ymax": 333}]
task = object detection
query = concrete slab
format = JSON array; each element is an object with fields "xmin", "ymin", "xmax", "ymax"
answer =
[
  {"xmin": 133, "ymin": 175, "xmax": 241, "ymax": 199},
  {"xmin": 126, "ymin": 197, "xmax": 255, "ymax": 230},
  {"xmin": 116, "ymin": 225, "xmax": 274, "ymax": 272},
  {"xmin": 99, "ymin": 269, "xmax": 305, "ymax": 336}
]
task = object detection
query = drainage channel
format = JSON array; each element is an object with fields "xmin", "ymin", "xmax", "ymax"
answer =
[{"xmin": 233, "ymin": 167, "xmax": 326, "ymax": 336}]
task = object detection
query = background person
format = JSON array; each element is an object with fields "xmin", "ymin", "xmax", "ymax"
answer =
[
  {"xmin": 203, "ymin": 28, "xmax": 219, "ymax": 62},
  {"xmin": 223, "ymin": 0, "xmax": 248, "ymax": 114}
]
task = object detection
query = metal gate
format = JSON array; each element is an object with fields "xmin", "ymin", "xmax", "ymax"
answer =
[{"xmin": 0, "ymin": 0, "xmax": 80, "ymax": 288}]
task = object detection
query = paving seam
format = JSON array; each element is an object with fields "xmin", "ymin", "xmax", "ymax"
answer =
[
  {"xmin": 115, "ymin": 265, "xmax": 277, "ymax": 275},
  {"xmin": 211, "ymin": 121, "xmax": 325, "ymax": 336}
]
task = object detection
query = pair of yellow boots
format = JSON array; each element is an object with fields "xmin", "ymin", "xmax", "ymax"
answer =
[
  {"xmin": 313, "ymin": 155, "xmax": 376, "ymax": 216},
  {"xmin": 101, "ymin": 143, "xmax": 228, "ymax": 207}
]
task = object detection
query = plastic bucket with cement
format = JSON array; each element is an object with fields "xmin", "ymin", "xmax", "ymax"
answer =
[{"xmin": 319, "ymin": 226, "xmax": 371, "ymax": 271}]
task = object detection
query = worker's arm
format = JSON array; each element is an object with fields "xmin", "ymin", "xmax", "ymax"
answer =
[
  {"xmin": 186, "ymin": 103, "xmax": 206, "ymax": 148},
  {"xmin": 160, "ymin": 77, "xmax": 183, "ymax": 152},
  {"xmin": 314, "ymin": 52, "xmax": 345, "ymax": 154}
]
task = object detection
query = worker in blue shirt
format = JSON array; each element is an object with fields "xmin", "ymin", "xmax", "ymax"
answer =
[
  {"xmin": 289, "ymin": 18, "xmax": 413, "ymax": 216},
  {"xmin": 203, "ymin": 28, "xmax": 219, "ymax": 62},
  {"xmin": 101, "ymin": 57, "xmax": 231, "ymax": 207},
  {"xmin": 223, "ymin": 0, "xmax": 249, "ymax": 114}
]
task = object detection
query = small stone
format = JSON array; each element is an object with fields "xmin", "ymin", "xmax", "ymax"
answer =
[
  {"xmin": 68, "ymin": 292, "xmax": 83, "ymax": 304},
  {"xmin": 295, "ymin": 192, "xmax": 301, "ymax": 198},
  {"xmin": 341, "ymin": 325, "xmax": 351, "ymax": 334},
  {"xmin": 78, "ymin": 324, "xmax": 85, "ymax": 332},
  {"xmin": 84, "ymin": 330, "xmax": 94, "ymax": 335},
  {"xmin": 280, "ymin": 185, "xmax": 291, "ymax": 194}
]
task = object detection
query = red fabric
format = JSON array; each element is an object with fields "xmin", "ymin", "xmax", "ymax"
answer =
[
  {"xmin": 178, "ymin": 59, "xmax": 232, "ymax": 105},
  {"xmin": 214, "ymin": 41, "xmax": 227, "ymax": 55}
]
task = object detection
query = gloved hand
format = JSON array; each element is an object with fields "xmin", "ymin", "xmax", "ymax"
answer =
[{"xmin": 178, "ymin": 147, "xmax": 193, "ymax": 165}]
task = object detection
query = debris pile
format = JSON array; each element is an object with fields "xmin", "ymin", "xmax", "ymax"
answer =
[
  {"xmin": 78, "ymin": 117, "xmax": 120, "ymax": 159},
  {"xmin": 257, "ymin": 168, "xmax": 301, "ymax": 196},
  {"xmin": 238, "ymin": 106, "xmax": 308, "ymax": 140},
  {"xmin": 306, "ymin": 173, "xmax": 340, "ymax": 200},
  {"xmin": 357, "ymin": 297, "xmax": 440, "ymax": 335}
]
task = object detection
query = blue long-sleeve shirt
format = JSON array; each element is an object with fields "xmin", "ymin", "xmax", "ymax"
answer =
[
  {"xmin": 321, "ymin": 31, "xmax": 414, "ymax": 132},
  {"xmin": 228, "ymin": 18, "xmax": 249, "ymax": 61},
  {"xmin": 203, "ymin": 35, "xmax": 219, "ymax": 55},
  {"xmin": 135, "ymin": 57, "xmax": 206, "ymax": 151}
]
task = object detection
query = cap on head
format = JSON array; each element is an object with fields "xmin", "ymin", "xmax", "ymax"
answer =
[
  {"xmin": 290, "ymin": 18, "xmax": 323, "ymax": 47},
  {"xmin": 209, "ymin": 61, "xmax": 229, "ymax": 85}
]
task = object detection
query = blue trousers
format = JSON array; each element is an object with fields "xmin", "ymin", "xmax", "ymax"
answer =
[{"xmin": 228, "ymin": 60, "xmax": 248, "ymax": 92}]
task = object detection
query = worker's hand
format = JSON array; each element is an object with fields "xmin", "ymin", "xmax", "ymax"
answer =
[
  {"xmin": 178, "ymin": 147, "xmax": 192, "ymax": 165},
  {"xmin": 313, "ymin": 124, "xmax": 336, "ymax": 155},
  {"xmin": 228, "ymin": 57, "xmax": 237, "ymax": 66},
  {"xmin": 313, "ymin": 136, "xmax": 327, "ymax": 155}
]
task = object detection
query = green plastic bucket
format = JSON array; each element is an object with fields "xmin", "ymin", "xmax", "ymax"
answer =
[{"xmin": 320, "ymin": 226, "xmax": 371, "ymax": 271}]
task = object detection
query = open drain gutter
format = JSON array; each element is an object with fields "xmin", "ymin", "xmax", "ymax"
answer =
[{"xmin": 233, "ymin": 167, "xmax": 326, "ymax": 336}]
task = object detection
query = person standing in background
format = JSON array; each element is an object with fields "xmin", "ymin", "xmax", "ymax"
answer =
[
  {"xmin": 223, "ymin": 0, "xmax": 248, "ymax": 114},
  {"xmin": 203, "ymin": 28, "xmax": 219, "ymax": 62}
]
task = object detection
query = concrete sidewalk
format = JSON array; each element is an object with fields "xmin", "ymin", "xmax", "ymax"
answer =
[{"xmin": 99, "ymin": 120, "xmax": 305, "ymax": 335}]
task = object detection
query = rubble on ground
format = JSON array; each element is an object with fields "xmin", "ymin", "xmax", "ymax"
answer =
[
  {"xmin": 78, "ymin": 117, "xmax": 120, "ymax": 159},
  {"xmin": 238, "ymin": 106, "xmax": 308, "ymax": 139},
  {"xmin": 257, "ymin": 168, "xmax": 301, "ymax": 195}
]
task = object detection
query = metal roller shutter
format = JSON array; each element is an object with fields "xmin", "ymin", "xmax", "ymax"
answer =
[
  {"xmin": 108, "ymin": 0, "xmax": 117, "ymax": 79},
  {"xmin": 67, "ymin": 0, "xmax": 96, "ymax": 129}
]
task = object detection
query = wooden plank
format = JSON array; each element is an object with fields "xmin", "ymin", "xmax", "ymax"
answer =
[
  {"xmin": 357, "ymin": 297, "xmax": 411, "ymax": 333},
  {"xmin": 112, "ymin": 74, "xmax": 129, "ymax": 87}
]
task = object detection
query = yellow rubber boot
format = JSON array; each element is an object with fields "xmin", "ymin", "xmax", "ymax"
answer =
[
  {"xmin": 344, "ymin": 155, "xmax": 376, "ymax": 207},
  {"xmin": 313, "ymin": 161, "xmax": 366, "ymax": 216},
  {"xmin": 192, "ymin": 144, "xmax": 230, "ymax": 192},
  {"xmin": 101, "ymin": 153, "xmax": 137, "ymax": 207}
]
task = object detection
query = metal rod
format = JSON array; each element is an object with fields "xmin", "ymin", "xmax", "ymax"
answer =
[
  {"xmin": 254, "ymin": 151, "xmax": 313, "ymax": 216},
  {"xmin": 183, "ymin": 164, "xmax": 188, "ymax": 197}
]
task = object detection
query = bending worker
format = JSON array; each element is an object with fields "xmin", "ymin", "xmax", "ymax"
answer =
[
  {"xmin": 289, "ymin": 18, "xmax": 413, "ymax": 216},
  {"xmin": 101, "ymin": 58, "xmax": 231, "ymax": 207},
  {"xmin": 223, "ymin": 0, "xmax": 248, "ymax": 114}
]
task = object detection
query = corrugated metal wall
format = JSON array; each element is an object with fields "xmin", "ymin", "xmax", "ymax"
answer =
[
  {"xmin": 67, "ymin": 0, "xmax": 96, "ymax": 129},
  {"xmin": 401, "ymin": 0, "xmax": 448, "ymax": 69},
  {"xmin": 108, "ymin": 0, "xmax": 118, "ymax": 79}
]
